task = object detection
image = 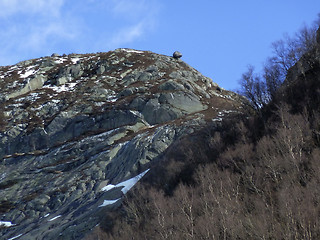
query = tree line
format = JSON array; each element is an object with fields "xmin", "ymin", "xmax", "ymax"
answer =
[{"xmin": 238, "ymin": 14, "xmax": 320, "ymax": 112}]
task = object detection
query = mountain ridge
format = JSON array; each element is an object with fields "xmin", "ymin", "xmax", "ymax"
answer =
[{"xmin": 0, "ymin": 49, "xmax": 247, "ymax": 239}]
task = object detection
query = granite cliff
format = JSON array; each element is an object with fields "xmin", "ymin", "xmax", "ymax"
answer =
[{"xmin": 0, "ymin": 49, "xmax": 247, "ymax": 239}]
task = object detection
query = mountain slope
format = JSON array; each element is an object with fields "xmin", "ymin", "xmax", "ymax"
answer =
[
  {"xmin": 93, "ymin": 29, "xmax": 320, "ymax": 239},
  {"xmin": 0, "ymin": 49, "xmax": 247, "ymax": 239}
]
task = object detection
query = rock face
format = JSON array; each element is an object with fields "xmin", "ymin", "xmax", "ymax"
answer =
[{"xmin": 0, "ymin": 48, "xmax": 246, "ymax": 239}]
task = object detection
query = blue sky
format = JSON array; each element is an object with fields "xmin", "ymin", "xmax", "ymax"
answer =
[{"xmin": 0, "ymin": 0, "xmax": 319, "ymax": 90}]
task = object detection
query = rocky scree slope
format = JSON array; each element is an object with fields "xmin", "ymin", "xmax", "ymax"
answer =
[{"xmin": 0, "ymin": 49, "xmax": 246, "ymax": 239}]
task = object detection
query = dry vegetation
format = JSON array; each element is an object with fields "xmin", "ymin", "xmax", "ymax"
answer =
[
  {"xmin": 84, "ymin": 23, "xmax": 320, "ymax": 240},
  {"xmin": 84, "ymin": 43, "xmax": 320, "ymax": 238},
  {"xmin": 84, "ymin": 98, "xmax": 320, "ymax": 240}
]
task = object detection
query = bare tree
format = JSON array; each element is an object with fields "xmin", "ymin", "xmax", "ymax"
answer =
[
  {"xmin": 238, "ymin": 65, "xmax": 269, "ymax": 112},
  {"xmin": 239, "ymin": 15, "xmax": 320, "ymax": 106},
  {"xmin": 263, "ymin": 59, "xmax": 284, "ymax": 98}
]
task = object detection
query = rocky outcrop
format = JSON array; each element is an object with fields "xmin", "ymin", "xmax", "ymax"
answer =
[{"xmin": 0, "ymin": 48, "xmax": 247, "ymax": 239}]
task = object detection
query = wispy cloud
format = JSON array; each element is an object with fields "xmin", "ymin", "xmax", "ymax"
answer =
[
  {"xmin": 108, "ymin": 22, "xmax": 145, "ymax": 48},
  {"xmin": 0, "ymin": 0, "xmax": 64, "ymax": 17},
  {"xmin": 0, "ymin": 0, "xmax": 161, "ymax": 66},
  {"xmin": 111, "ymin": 0, "xmax": 153, "ymax": 19},
  {"xmin": 0, "ymin": 0, "xmax": 78, "ymax": 65},
  {"xmin": 106, "ymin": 0, "xmax": 160, "ymax": 49},
  {"xmin": 23, "ymin": 21, "xmax": 78, "ymax": 50}
]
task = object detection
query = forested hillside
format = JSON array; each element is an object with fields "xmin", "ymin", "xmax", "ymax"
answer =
[{"xmin": 86, "ymin": 26, "xmax": 320, "ymax": 240}]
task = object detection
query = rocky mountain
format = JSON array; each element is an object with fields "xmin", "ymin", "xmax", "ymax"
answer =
[
  {"xmin": 87, "ymin": 28, "xmax": 320, "ymax": 240},
  {"xmin": 0, "ymin": 48, "xmax": 247, "ymax": 239}
]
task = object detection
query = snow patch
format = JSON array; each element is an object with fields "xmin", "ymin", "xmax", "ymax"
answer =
[
  {"xmin": 99, "ymin": 199, "xmax": 120, "ymax": 207},
  {"xmin": 120, "ymin": 49, "xmax": 143, "ymax": 54},
  {"xmin": 44, "ymin": 82, "xmax": 78, "ymax": 93},
  {"xmin": 71, "ymin": 57, "xmax": 81, "ymax": 64},
  {"xmin": 68, "ymin": 82, "xmax": 78, "ymax": 88},
  {"xmin": 0, "ymin": 221, "xmax": 15, "ymax": 227},
  {"xmin": 94, "ymin": 102, "xmax": 106, "ymax": 107},
  {"xmin": 101, "ymin": 169, "xmax": 150, "ymax": 194},
  {"xmin": 0, "ymin": 172, "xmax": 6, "ymax": 181},
  {"xmin": 48, "ymin": 215, "xmax": 61, "ymax": 221},
  {"xmin": 212, "ymin": 117, "xmax": 223, "ymax": 122},
  {"xmin": 106, "ymin": 95, "xmax": 118, "ymax": 103},
  {"xmin": 54, "ymin": 58, "xmax": 67, "ymax": 64},
  {"xmin": 217, "ymin": 110, "xmax": 238, "ymax": 118},
  {"xmin": 9, "ymin": 65, "xmax": 18, "ymax": 70},
  {"xmin": 212, "ymin": 110, "xmax": 237, "ymax": 122},
  {"xmin": 24, "ymin": 92, "xmax": 41, "ymax": 102},
  {"xmin": 212, "ymin": 91, "xmax": 235, "ymax": 101},
  {"xmin": 101, "ymin": 184, "xmax": 115, "ymax": 192},
  {"xmin": 50, "ymin": 99, "xmax": 61, "ymax": 104},
  {"xmin": 222, "ymin": 109, "xmax": 238, "ymax": 114},
  {"xmin": 20, "ymin": 66, "xmax": 37, "ymax": 78},
  {"xmin": 8, "ymin": 234, "xmax": 23, "ymax": 240},
  {"xmin": 10, "ymin": 103, "xmax": 24, "ymax": 108},
  {"xmin": 8, "ymin": 80, "xmax": 21, "ymax": 89},
  {"xmin": 129, "ymin": 110, "xmax": 143, "ymax": 118}
]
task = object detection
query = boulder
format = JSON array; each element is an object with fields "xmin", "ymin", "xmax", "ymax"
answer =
[
  {"xmin": 173, "ymin": 51, "xmax": 182, "ymax": 58},
  {"xmin": 51, "ymin": 53, "xmax": 60, "ymax": 57}
]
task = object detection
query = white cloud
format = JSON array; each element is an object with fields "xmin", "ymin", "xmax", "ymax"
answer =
[
  {"xmin": 0, "ymin": 0, "xmax": 161, "ymax": 66},
  {"xmin": 106, "ymin": 0, "xmax": 160, "ymax": 49},
  {"xmin": 24, "ymin": 21, "xmax": 78, "ymax": 50},
  {"xmin": 108, "ymin": 21, "xmax": 146, "ymax": 48},
  {"xmin": 0, "ymin": 0, "xmax": 64, "ymax": 18},
  {"xmin": 111, "ymin": 0, "xmax": 152, "ymax": 19},
  {"xmin": 0, "ymin": 0, "xmax": 78, "ymax": 65}
]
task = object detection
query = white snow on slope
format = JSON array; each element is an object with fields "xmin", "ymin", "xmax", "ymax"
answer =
[
  {"xmin": 212, "ymin": 117, "xmax": 223, "ymax": 122},
  {"xmin": 120, "ymin": 169, "xmax": 150, "ymax": 194},
  {"xmin": 101, "ymin": 169, "xmax": 150, "ymax": 194},
  {"xmin": 8, "ymin": 234, "xmax": 23, "ymax": 240},
  {"xmin": 20, "ymin": 66, "xmax": 37, "ymax": 78},
  {"xmin": 44, "ymin": 82, "xmax": 78, "ymax": 93},
  {"xmin": 0, "ymin": 221, "xmax": 15, "ymax": 227},
  {"xmin": 99, "ymin": 198, "xmax": 121, "ymax": 207},
  {"xmin": 9, "ymin": 65, "xmax": 18, "ymax": 70},
  {"xmin": 120, "ymin": 49, "xmax": 143, "ymax": 54},
  {"xmin": 48, "ymin": 215, "xmax": 61, "ymax": 221},
  {"xmin": 54, "ymin": 58, "xmax": 67, "ymax": 64},
  {"xmin": 101, "ymin": 184, "xmax": 116, "ymax": 191},
  {"xmin": 71, "ymin": 57, "xmax": 81, "ymax": 64},
  {"xmin": 106, "ymin": 95, "xmax": 118, "ymax": 103},
  {"xmin": 129, "ymin": 110, "xmax": 144, "ymax": 118}
]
